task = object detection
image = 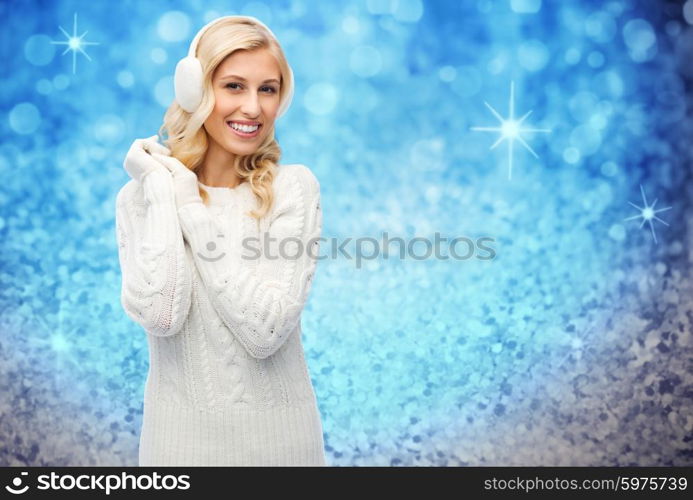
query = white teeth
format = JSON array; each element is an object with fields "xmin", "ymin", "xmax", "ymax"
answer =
[{"xmin": 229, "ymin": 122, "xmax": 259, "ymax": 133}]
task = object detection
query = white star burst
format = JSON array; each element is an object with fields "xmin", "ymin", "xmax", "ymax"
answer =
[
  {"xmin": 624, "ymin": 184, "xmax": 672, "ymax": 244},
  {"xmin": 470, "ymin": 81, "xmax": 551, "ymax": 180},
  {"xmin": 50, "ymin": 12, "xmax": 100, "ymax": 74}
]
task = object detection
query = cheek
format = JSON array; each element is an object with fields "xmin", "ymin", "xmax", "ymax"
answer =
[
  {"xmin": 204, "ymin": 108, "xmax": 223, "ymax": 130},
  {"xmin": 262, "ymin": 102, "xmax": 280, "ymax": 124},
  {"xmin": 212, "ymin": 92, "xmax": 236, "ymax": 114}
]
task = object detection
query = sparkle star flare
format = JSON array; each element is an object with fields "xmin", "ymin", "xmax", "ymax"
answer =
[
  {"xmin": 50, "ymin": 12, "xmax": 100, "ymax": 75},
  {"xmin": 470, "ymin": 81, "xmax": 551, "ymax": 180},
  {"xmin": 624, "ymin": 184, "xmax": 672, "ymax": 244}
]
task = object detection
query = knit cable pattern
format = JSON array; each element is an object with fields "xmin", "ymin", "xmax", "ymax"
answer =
[
  {"xmin": 116, "ymin": 169, "xmax": 193, "ymax": 337},
  {"xmin": 177, "ymin": 164, "xmax": 322, "ymax": 360}
]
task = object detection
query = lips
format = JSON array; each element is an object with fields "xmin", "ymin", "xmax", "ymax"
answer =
[{"xmin": 226, "ymin": 121, "xmax": 262, "ymax": 138}]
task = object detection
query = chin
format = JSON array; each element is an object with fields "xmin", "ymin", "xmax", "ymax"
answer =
[{"xmin": 226, "ymin": 140, "xmax": 258, "ymax": 156}]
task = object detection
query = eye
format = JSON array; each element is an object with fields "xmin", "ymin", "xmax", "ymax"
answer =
[{"xmin": 224, "ymin": 82, "xmax": 277, "ymax": 94}]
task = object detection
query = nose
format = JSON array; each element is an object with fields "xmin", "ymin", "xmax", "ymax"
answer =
[{"xmin": 240, "ymin": 91, "xmax": 261, "ymax": 118}]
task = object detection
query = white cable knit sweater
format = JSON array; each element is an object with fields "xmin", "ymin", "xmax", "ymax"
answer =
[{"xmin": 115, "ymin": 163, "xmax": 326, "ymax": 466}]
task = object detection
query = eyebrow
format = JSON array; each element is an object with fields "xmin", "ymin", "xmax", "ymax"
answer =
[{"xmin": 219, "ymin": 74, "xmax": 280, "ymax": 84}]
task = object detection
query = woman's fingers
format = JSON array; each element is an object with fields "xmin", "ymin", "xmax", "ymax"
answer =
[
  {"xmin": 143, "ymin": 135, "xmax": 171, "ymax": 156},
  {"xmin": 151, "ymin": 153, "xmax": 175, "ymax": 171},
  {"xmin": 151, "ymin": 153, "xmax": 192, "ymax": 178},
  {"xmin": 150, "ymin": 154, "xmax": 202, "ymax": 208},
  {"xmin": 124, "ymin": 138, "xmax": 170, "ymax": 182}
]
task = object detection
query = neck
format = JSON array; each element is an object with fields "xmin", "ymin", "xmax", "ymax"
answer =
[{"xmin": 198, "ymin": 139, "xmax": 243, "ymax": 188}]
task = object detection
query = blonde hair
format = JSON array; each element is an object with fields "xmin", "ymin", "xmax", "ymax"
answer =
[{"xmin": 157, "ymin": 17, "xmax": 294, "ymax": 220}]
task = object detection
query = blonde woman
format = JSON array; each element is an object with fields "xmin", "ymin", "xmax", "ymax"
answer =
[{"xmin": 115, "ymin": 15, "xmax": 325, "ymax": 466}]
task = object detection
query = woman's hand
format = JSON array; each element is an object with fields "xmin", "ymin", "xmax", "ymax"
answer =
[
  {"xmin": 123, "ymin": 136, "xmax": 172, "ymax": 183},
  {"xmin": 151, "ymin": 153, "xmax": 203, "ymax": 209}
]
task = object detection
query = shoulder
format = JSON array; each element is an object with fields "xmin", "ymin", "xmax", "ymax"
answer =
[
  {"xmin": 115, "ymin": 179, "xmax": 145, "ymax": 215},
  {"xmin": 274, "ymin": 163, "xmax": 320, "ymax": 198},
  {"xmin": 268, "ymin": 164, "xmax": 320, "ymax": 220}
]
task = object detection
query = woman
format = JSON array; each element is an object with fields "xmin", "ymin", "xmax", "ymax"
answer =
[{"xmin": 115, "ymin": 15, "xmax": 326, "ymax": 466}]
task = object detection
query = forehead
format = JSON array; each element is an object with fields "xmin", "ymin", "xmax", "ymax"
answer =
[{"xmin": 214, "ymin": 48, "xmax": 281, "ymax": 80}]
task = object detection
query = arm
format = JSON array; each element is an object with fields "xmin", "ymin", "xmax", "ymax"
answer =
[
  {"xmin": 115, "ymin": 168, "xmax": 193, "ymax": 337},
  {"xmin": 177, "ymin": 165, "xmax": 322, "ymax": 359}
]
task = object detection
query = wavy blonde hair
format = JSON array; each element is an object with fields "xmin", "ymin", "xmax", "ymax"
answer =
[{"xmin": 157, "ymin": 17, "xmax": 294, "ymax": 220}]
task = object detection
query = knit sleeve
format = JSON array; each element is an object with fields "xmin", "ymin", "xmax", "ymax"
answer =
[
  {"xmin": 177, "ymin": 165, "xmax": 322, "ymax": 359},
  {"xmin": 115, "ymin": 169, "xmax": 193, "ymax": 337}
]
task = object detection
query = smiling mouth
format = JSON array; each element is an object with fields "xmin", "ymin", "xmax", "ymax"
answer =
[{"xmin": 227, "ymin": 121, "xmax": 262, "ymax": 137}]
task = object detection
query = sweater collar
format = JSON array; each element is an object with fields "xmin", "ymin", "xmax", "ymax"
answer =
[{"xmin": 198, "ymin": 180, "xmax": 249, "ymax": 206}]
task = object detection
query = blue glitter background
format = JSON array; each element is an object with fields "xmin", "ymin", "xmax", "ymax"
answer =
[{"xmin": 1, "ymin": 0, "xmax": 692, "ymax": 466}]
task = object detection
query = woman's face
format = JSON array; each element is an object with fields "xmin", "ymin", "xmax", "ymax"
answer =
[{"xmin": 204, "ymin": 48, "xmax": 282, "ymax": 157}]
